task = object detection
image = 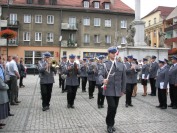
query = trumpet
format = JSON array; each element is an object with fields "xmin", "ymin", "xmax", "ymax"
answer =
[{"xmin": 46, "ymin": 58, "xmax": 58, "ymax": 73}]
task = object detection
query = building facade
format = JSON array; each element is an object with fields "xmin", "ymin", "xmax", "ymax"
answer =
[{"xmin": 0, "ymin": 0, "xmax": 134, "ymax": 64}]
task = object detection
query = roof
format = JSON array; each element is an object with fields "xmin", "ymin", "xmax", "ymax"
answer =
[
  {"xmin": 142, "ymin": 6, "xmax": 175, "ymax": 19},
  {"xmin": 166, "ymin": 6, "xmax": 177, "ymax": 20},
  {"xmin": 0, "ymin": 0, "xmax": 134, "ymax": 14}
]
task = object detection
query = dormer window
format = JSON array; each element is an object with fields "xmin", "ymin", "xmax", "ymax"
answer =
[
  {"xmin": 83, "ymin": 1, "xmax": 89, "ymax": 8},
  {"xmin": 105, "ymin": 3, "xmax": 110, "ymax": 9},
  {"xmin": 94, "ymin": 2, "xmax": 100, "ymax": 9}
]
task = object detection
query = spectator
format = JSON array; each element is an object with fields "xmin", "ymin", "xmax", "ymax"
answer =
[{"xmin": 19, "ymin": 58, "xmax": 26, "ymax": 88}]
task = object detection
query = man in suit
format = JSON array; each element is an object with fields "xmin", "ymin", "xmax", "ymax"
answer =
[
  {"xmin": 99, "ymin": 47, "xmax": 126, "ymax": 133},
  {"xmin": 80, "ymin": 58, "xmax": 88, "ymax": 92},
  {"xmin": 156, "ymin": 60, "xmax": 169, "ymax": 109},
  {"xmin": 149, "ymin": 55, "xmax": 159, "ymax": 96},
  {"xmin": 168, "ymin": 55, "xmax": 177, "ymax": 109},
  {"xmin": 63, "ymin": 54, "xmax": 80, "ymax": 109},
  {"xmin": 124, "ymin": 55, "xmax": 139, "ymax": 107},
  {"xmin": 38, "ymin": 52, "xmax": 56, "ymax": 111}
]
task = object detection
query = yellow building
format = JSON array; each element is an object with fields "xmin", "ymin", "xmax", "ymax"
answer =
[{"xmin": 142, "ymin": 6, "xmax": 174, "ymax": 47}]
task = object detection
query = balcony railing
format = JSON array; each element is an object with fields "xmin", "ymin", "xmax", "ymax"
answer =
[
  {"xmin": 61, "ymin": 39, "xmax": 77, "ymax": 47},
  {"xmin": 61, "ymin": 23, "xmax": 78, "ymax": 30},
  {"xmin": 164, "ymin": 23, "xmax": 177, "ymax": 32},
  {"xmin": 8, "ymin": 20, "xmax": 19, "ymax": 28}
]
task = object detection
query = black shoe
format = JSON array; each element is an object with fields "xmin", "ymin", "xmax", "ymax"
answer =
[
  {"xmin": 0, "ymin": 123, "xmax": 6, "ymax": 126},
  {"xmin": 107, "ymin": 126, "xmax": 113, "ymax": 133},
  {"xmin": 161, "ymin": 106, "xmax": 167, "ymax": 109},
  {"xmin": 15, "ymin": 101, "xmax": 21, "ymax": 103},
  {"xmin": 128, "ymin": 104, "xmax": 133, "ymax": 107},
  {"xmin": 8, "ymin": 113, "xmax": 14, "ymax": 116},
  {"xmin": 42, "ymin": 107, "xmax": 48, "ymax": 111},
  {"xmin": 125, "ymin": 104, "xmax": 129, "ymax": 108},
  {"xmin": 70, "ymin": 105, "xmax": 75, "ymax": 109},
  {"xmin": 156, "ymin": 105, "xmax": 162, "ymax": 108},
  {"xmin": 89, "ymin": 96, "xmax": 93, "ymax": 99},
  {"xmin": 11, "ymin": 102, "xmax": 18, "ymax": 106},
  {"xmin": 46, "ymin": 106, "xmax": 50, "ymax": 110},
  {"xmin": 172, "ymin": 106, "xmax": 177, "ymax": 109},
  {"xmin": 101, "ymin": 105, "xmax": 104, "ymax": 108},
  {"xmin": 112, "ymin": 126, "xmax": 116, "ymax": 132},
  {"xmin": 67, "ymin": 104, "xmax": 71, "ymax": 108},
  {"xmin": 98, "ymin": 105, "xmax": 101, "ymax": 108},
  {"xmin": 168, "ymin": 104, "xmax": 173, "ymax": 107},
  {"xmin": 151, "ymin": 94, "xmax": 156, "ymax": 96}
]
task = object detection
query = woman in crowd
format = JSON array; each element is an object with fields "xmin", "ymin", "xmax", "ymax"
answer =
[{"xmin": 19, "ymin": 58, "xmax": 26, "ymax": 88}]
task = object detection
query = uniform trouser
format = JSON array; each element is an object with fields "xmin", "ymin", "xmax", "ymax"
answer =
[
  {"xmin": 126, "ymin": 83, "xmax": 135, "ymax": 105},
  {"xmin": 61, "ymin": 78, "xmax": 65, "ymax": 91},
  {"xmin": 149, "ymin": 78, "xmax": 156, "ymax": 95},
  {"xmin": 19, "ymin": 76, "xmax": 24, "ymax": 87},
  {"xmin": 78, "ymin": 77, "xmax": 80, "ymax": 87},
  {"xmin": 67, "ymin": 86, "xmax": 77, "ymax": 106},
  {"xmin": 40, "ymin": 84, "xmax": 53, "ymax": 108},
  {"xmin": 89, "ymin": 81, "xmax": 96, "ymax": 97},
  {"xmin": 158, "ymin": 88, "xmax": 167, "ymax": 107},
  {"xmin": 169, "ymin": 84, "xmax": 177, "ymax": 107},
  {"xmin": 10, "ymin": 76, "xmax": 18, "ymax": 104},
  {"xmin": 106, "ymin": 96, "xmax": 120, "ymax": 127},
  {"xmin": 97, "ymin": 85, "xmax": 105, "ymax": 105},
  {"xmin": 81, "ymin": 77, "xmax": 87, "ymax": 91},
  {"xmin": 59, "ymin": 74, "xmax": 62, "ymax": 87}
]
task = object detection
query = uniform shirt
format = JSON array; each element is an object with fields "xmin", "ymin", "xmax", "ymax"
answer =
[{"xmin": 9, "ymin": 60, "xmax": 19, "ymax": 76}]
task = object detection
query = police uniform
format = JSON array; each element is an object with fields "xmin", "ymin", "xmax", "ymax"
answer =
[
  {"xmin": 156, "ymin": 60, "xmax": 169, "ymax": 109},
  {"xmin": 80, "ymin": 58, "xmax": 88, "ymax": 92},
  {"xmin": 149, "ymin": 56, "xmax": 159, "ymax": 96},
  {"xmin": 87, "ymin": 58, "xmax": 96, "ymax": 99},
  {"xmin": 75, "ymin": 55, "xmax": 82, "ymax": 88},
  {"xmin": 63, "ymin": 54, "xmax": 80, "ymax": 108},
  {"xmin": 38, "ymin": 52, "xmax": 56, "ymax": 111},
  {"xmin": 99, "ymin": 47, "xmax": 126, "ymax": 133},
  {"xmin": 141, "ymin": 58, "xmax": 150, "ymax": 86},
  {"xmin": 95, "ymin": 55, "xmax": 105, "ymax": 108},
  {"xmin": 168, "ymin": 56, "xmax": 177, "ymax": 109}
]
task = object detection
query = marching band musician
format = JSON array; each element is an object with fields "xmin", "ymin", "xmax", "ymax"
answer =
[
  {"xmin": 156, "ymin": 60, "xmax": 169, "ymax": 109},
  {"xmin": 125, "ymin": 55, "xmax": 140, "ymax": 107},
  {"xmin": 75, "ymin": 55, "xmax": 82, "ymax": 88},
  {"xmin": 87, "ymin": 58, "xmax": 96, "ymax": 99},
  {"xmin": 141, "ymin": 58, "xmax": 150, "ymax": 96},
  {"xmin": 60, "ymin": 55, "xmax": 67, "ymax": 93},
  {"xmin": 98, "ymin": 47, "xmax": 126, "ymax": 133},
  {"xmin": 63, "ymin": 54, "xmax": 80, "ymax": 109},
  {"xmin": 38, "ymin": 52, "xmax": 57, "ymax": 111},
  {"xmin": 80, "ymin": 58, "xmax": 88, "ymax": 92},
  {"xmin": 95, "ymin": 55, "xmax": 105, "ymax": 109}
]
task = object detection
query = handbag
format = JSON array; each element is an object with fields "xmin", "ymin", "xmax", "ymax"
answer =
[
  {"xmin": 21, "ymin": 71, "xmax": 26, "ymax": 78},
  {"xmin": 0, "ymin": 78, "xmax": 9, "ymax": 90}
]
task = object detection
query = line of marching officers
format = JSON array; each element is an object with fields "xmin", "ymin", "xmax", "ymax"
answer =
[{"xmin": 38, "ymin": 48, "xmax": 177, "ymax": 133}]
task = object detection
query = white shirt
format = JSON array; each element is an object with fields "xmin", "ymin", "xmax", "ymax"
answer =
[
  {"xmin": 174, "ymin": 63, "xmax": 177, "ymax": 67},
  {"xmin": 9, "ymin": 60, "xmax": 19, "ymax": 76}
]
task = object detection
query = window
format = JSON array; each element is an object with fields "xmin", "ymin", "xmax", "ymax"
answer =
[
  {"xmin": 69, "ymin": 33, "xmax": 75, "ymax": 41},
  {"xmin": 24, "ymin": 15, "xmax": 31, "ymax": 23},
  {"xmin": 105, "ymin": 35, "xmax": 111, "ymax": 44},
  {"xmin": 94, "ymin": 2, "xmax": 100, "ymax": 9},
  {"xmin": 9, "ymin": 14, "xmax": 17, "ymax": 25},
  {"xmin": 121, "ymin": 37, "xmax": 127, "ymax": 44},
  {"xmin": 27, "ymin": 0, "xmax": 33, "ymax": 4},
  {"xmin": 94, "ymin": 18, "xmax": 101, "ymax": 27},
  {"xmin": 94, "ymin": 35, "xmax": 100, "ymax": 43},
  {"xmin": 46, "ymin": 33, "xmax": 54, "ymax": 42},
  {"xmin": 47, "ymin": 15, "xmax": 54, "ymax": 24},
  {"xmin": 84, "ymin": 34, "xmax": 90, "ymax": 43},
  {"xmin": 149, "ymin": 20, "xmax": 151, "ymax": 26},
  {"xmin": 23, "ymin": 32, "xmax": 30, "ymax": 41},
  {"xmin": 35, "ymin": 15, "xmax": 42, "ymax": 23},
  {"xmin": 35, "ymin": 32, "xmax": 42, "ymax": 41},
  {"xmin": 105, "ymin": 3, "xmax": 110, "ymax": 9},
  {"xmin": 105, "ymin": 19, "xmax": 111, "ymax": 27},
  {"xmin": 38, "ymin": 0, "xmax": 45, "ymax": 5},
  {"xmin": 8, "ymin": 38, "xmax": 17, "ymax": 45},
  {"xmin": 154, "ymin": 30, "xmax": 156, "ymax": 37},
  {"xmin": 83, "ymin": 1, "xmax": 89, "ymax": 8},
  {"xmin": 69, "ymin": 17, "xmax": 76, "ymax": 29},
  {"xmin": 154, "ymin": 18, "xmax": 156, "ymax": 24},
  {"xmin": 63, "ymin": 51, "xmax": 67, "ymax": 56},
  {"xmin": 49, "ymin": 0, "xmax": 57, "ymax": 5},
  {"xmin": 120, "ymin": 20, "xmax": 127, "ymax": 28},
  {"xmin": 83, "ymin": 18, "xmax": 90, "ymax": 26}
]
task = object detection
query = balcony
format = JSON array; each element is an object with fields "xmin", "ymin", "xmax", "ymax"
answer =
[
  {"xmin": 8, "ymin": 20, "xmax": 19, "ymax": 28},
  {"xmin": 0, "ymin": 20, "xmax": 7, "ymax": 27},
  {"xmin": 165, "ymin": 24, "xmax": 177, "ymax": 32},
  {"xmin": 61, "ymin": 23, "xmax": 78, "ymax": 31},
  {"xmin": 61, "ymin": 40, "xmax": 77, "ymax": 47},
  {"xmin": 0, "ymin": 38, "xmax": 18, "ymax": 46},
  {"xmin": 0, "ymin": 39, "xmax": 7, "ymax": 46},
  {"xmin": 165, "ymin": 37, "xmax": 177, "ymax": 45}
]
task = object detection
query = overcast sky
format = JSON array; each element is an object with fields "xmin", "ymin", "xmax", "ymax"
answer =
[{"xmin": 121, "ymin": 0, "xmax": 177, "ymax": 18}]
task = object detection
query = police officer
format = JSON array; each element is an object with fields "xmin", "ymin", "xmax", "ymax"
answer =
[
  {"xmin": 99, "ymin": 47, "xmax": 126, "ymax": 133},
  {"xmin": 75, "ymin": 55, "xmax": 82, "ymax": 88},
  {"xmin": 156, "ymin": 60, "xmax": 169, "ymax": 109},
  {"xmin": 149, "ymin": 55, "xmax": 159, "ymax": 96},
  {"xmin": 63, "ymin": 54, "xmax": 80, "ymax": 109},
  {"xmin": 80, "ymin": 58, "xmax": 88, "ymax": 92},
  {"xmin": 95, "ymin": 55, "xmax": 105, "ymax": 108},
  {"xmin": 141, "ymin": 58, "xmax": 150, "ymax": 96},
  {"xmin": 38, "ymin": 52, "xmax": 56, "ymax": 111},
  {"xmin": 87, "ymin": 58, "xmax": 96, "ymax": 99},
  {"xmin": 60, "ymin": 55, "xmax": 67, "ymax": 93},
  {"xmin": 168, "ymin": 55, "xmax": 177, "ymax": 109},
  {"xmin": 125, "ymin": 55, "xmax": 139, "ymax": 107},
  {"xmin": 164, "ymin": 58, "xmax": 170, "ymax": 69}
]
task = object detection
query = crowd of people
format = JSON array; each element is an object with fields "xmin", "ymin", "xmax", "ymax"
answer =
[{"xmin": 0, "ymin": 55, "xmax": 26, "ymax": 129}]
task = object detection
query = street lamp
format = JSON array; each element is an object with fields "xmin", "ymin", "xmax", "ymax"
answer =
[{"xmin": 59, "ymin": 35, "xmax": 62, "ymax": 60}]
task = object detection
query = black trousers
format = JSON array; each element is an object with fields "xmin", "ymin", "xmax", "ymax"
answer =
[
  {"xmin": 126, "ymin": 83, "xmax": 135, "ymax": 105},
  {"xmin": 61, "ymin": 78, "xmax": 65, "ymax": 91},
  {"xmin": 81, "ymin": 77, "xmax": 87, "ymax": 91},
  {"xmin": 149, "ymin": 78, "xmax": 156, "ymax": 95},
  {"xmin": 169, "ymin": 84, "xmax": 177, "ymax": 107},
  {"xmin": 10, "ymin": 76, "xmax": 18, "ymax": 104},
  {"xmin": 89, "ymin": 81, "xmax": 96, "ymax": 97},
  {"xmin": 40, "ymin": 84, "xmax": 53, "ymax": 108},
  {"xmin": 59, "ymin": 74, "xmax": 62, "ymax": 87},
  {"xmin": 158, "ymin": 88, "xmax": 167, "ymax": 107},
  {"xmin": 78, "ymin": 77, "xmax": 80, "ymax": 87},
  {"xmin": 106, "ymin": 96, "xmax": 120, "ymax": 127},
  {"xmin": 67, "ymin": 86, "xmax": 77, "ymax": 106},
  {"xmin": 19, "ymin": 76, "xmax": 24, "ymax": 87},
  {"xmin": 97, "ymin": 85, "xmax": 105, "ymax": 105}
]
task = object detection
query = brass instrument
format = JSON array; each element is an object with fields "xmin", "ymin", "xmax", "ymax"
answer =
[{"xmin": 46, "ymin": 58, "xmax": 58, "ymax": 73}]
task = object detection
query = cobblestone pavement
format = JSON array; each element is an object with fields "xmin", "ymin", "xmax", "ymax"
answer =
[{"xmin": 1, "ymin": 75, "xmax": 177, "ymax": 133}]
